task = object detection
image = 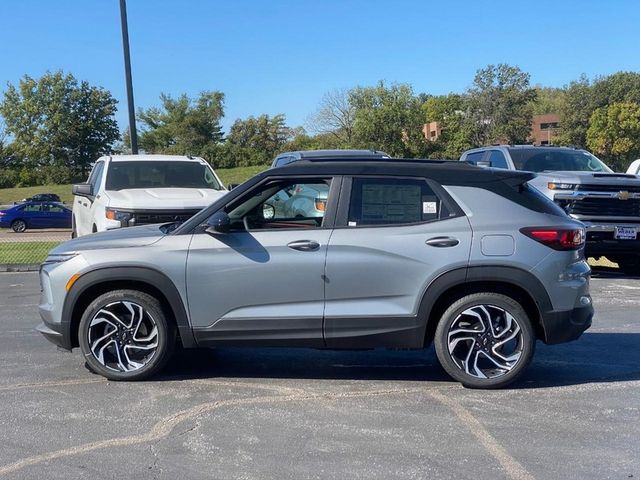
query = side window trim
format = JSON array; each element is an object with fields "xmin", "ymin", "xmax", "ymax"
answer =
[{"xmin": 335, "ymin": 175, "xmax": 464, "ymax": 229}]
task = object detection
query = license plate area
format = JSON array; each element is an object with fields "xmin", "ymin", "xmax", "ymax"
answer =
[{"xmin": 614, "ymin": 226, "xmax": 637, "ymax": 240}]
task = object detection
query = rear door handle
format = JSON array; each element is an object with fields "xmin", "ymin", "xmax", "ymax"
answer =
[
  {"xmin": 287, "ymin": 240, "xmax": 320, "ymax": 251},
  {"xmin": 426, "ymin": 236, "xmax": 459, "ymax": 248}
]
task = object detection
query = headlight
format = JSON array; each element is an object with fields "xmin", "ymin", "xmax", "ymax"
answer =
[
  {"xmin": 42, "ymin": 252, "xmax": 78, "ymax": 265},
  {"xmin": 548, "ymin": 182, "xmax": 576, "ymax": 190},
  {"xmin": 105, "ymin": 208, "xmax": 132, "ymax": 222}
]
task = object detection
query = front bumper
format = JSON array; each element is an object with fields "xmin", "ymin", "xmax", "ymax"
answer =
[{"xmin": 540, "ymin": 302, "xmax": 593, "ymax": 345}]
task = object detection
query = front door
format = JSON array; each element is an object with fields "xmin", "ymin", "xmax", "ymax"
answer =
[{"xmin": 186, "ymin": 176, "xmax": 337, "ymax": 347}]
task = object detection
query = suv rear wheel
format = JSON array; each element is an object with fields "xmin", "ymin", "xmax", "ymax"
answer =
[
  {"xmin": 79, "ymin": 289, "xmax": 176, "ymax": 381},
  {"xmin": 434, "ymin": 293, "xmax": 535, "ymax": 389}
]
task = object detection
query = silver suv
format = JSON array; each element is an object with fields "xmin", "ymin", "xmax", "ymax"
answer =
[{"xmin": 37, "ymin": 157, "xmax": 593, "ymax": 388}]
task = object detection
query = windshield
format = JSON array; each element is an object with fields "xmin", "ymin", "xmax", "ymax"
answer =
[
  {"xmin": 105, "ymin": 161, "xmax": 222, "ymax": 191},
  {"xmin": 508, "ymin": 149, "xmax": 613, "ymax": 173}
]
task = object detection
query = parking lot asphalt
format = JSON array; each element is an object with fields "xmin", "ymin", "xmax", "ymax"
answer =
[{"xmin": 0, "ymin": 270, "xmax": 638, "ymax": 479}]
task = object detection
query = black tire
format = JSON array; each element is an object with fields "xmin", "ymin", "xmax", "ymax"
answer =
[
  {"xmin": 434, "ymin": 293, "xmax": 535, "ymax": 389},
  {"xmin": 11, "ymin": 219, "xmax": 27, "ymax": 233},
  {"xmin": 71, "ymin": 216, "xmax": 77, "ymax": 239},
  {"xmin": 79, "ymin": 289, "xmax": 176, "ymax": 381}
]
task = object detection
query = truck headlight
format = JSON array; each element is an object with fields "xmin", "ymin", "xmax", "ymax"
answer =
[
  {"xmin": 105, "ymin": 208, "xmax": 132, "ymax": 222},
  {"xmin": 548, "ymin": 182, "xmax": 576, "ymax": 190}
]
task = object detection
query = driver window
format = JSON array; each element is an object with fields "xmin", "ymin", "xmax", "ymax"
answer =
[{"xmin": 227, "ymin": 178, "xmax": 331, "ymax": 230}]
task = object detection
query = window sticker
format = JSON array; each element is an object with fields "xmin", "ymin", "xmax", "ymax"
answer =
[{"xmin": 422, "ymin": 201, "xmax": 437, "ymax": 214}]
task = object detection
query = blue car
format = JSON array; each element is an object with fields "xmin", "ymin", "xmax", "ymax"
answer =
[{"xmin": 0, "ymin": 202, "xmax": 72, "ymax": 232}]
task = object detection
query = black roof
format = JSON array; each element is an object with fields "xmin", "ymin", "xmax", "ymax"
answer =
[{"xmin": 266, "ymin": 158, "xmax": 534, "ymax": 187}]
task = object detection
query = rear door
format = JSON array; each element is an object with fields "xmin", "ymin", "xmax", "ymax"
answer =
[{"xmin": 324, "ymin": 175, "xmax": 472, "ymax": 348}]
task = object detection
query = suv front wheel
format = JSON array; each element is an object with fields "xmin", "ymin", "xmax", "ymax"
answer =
[
  {"xmin": 434, "ymin": 293, "xmax": 535, "ymax": 389},
  {"xmin": 79, "ymin": 289, "xmax": 176, "ymax": 381}
]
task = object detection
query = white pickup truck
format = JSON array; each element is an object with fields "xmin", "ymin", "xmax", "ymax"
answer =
[{"xmin": 72, "ymin": 155, "xmax": 227, "ymax": 237}]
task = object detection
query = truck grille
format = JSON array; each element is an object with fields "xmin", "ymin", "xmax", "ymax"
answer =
[
  {"xmin": 576, "ymin": 184, "xmax": 640, "ymax": 193},
  {"xmin": 132, "ymin": 209, "xmax": 202, "ymax": 225},
  {"xmin": 565, "ymin": 198, "xmax": 640, "ymax": 218}
]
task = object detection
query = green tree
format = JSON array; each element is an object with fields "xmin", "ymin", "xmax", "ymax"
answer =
[
  {"xmin": 586, "ymin": 101, "xmax": 640, "ymax": 171},
  {"xmin": 532, "ymin": 86, "xmax": 564, "ymax": 115},
  {"xmin": 137, "ymin": 91, "xmax": 225, "ymax": 156},
  {"xmin": 349, "ymin": 81, "xmax": 427, "ymax": 157},
  {"xmin": 422, "ymin": 93, "xmax": 472, "ymax": 159},
  {"xmin": 0, "ymin": 71, "xmax": 119, "ymax": 178},
  {"xmin": 465, "ymin": 64, "xmax": 537, "ymax": 145},
  {"xmin": 217, "ymin": 114, "xmax": 293, "ymax": 167}
]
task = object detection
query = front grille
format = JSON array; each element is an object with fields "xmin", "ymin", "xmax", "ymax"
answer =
[
  {"xmin": 576, "ymin": 184, "xmax": 640, "ymax": 193},
  {"xmin": 564, "ymin": 198, "xmax": 640, "ymax": 217},
  {"xmin": 131, "ymin": 209, "xmax": 202, "ymax": 225}
]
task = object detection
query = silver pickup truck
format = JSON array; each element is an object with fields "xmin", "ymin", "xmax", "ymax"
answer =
[{"xmin": 460, "ymin": 145, "xmax": 640, "ymax": 273}]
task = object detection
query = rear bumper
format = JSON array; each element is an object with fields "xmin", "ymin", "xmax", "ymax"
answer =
[
  {"xmin": 583, "ymin": 224, "xmax": 640, "ymax": 256},
  {"xmin": 540, "ymin": 302, "xmax": 593, "ymax": 345}
]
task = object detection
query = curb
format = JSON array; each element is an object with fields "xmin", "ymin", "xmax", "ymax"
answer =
[{"xmin": 0, "ymin": 264, "xmax": 40, "ymax": 272}]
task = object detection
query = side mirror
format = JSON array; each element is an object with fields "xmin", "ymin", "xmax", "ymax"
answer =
[
  {"xmin": 227, "ymin": 183, "xmax": 239, "ymax": 190},
  {"xmin": 205, "ymin": 211, "xmax": 230, "ymax": 234},
  {"xmin": 72, "ymin": 183, "xmax": 93, "ymax": 197}
]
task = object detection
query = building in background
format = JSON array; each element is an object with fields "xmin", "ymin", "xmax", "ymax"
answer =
[
  {"xmin": 423, "ymin": 121, "xmax": 443, "ymax": 142},
  {"xmin": 530, "ymin": 113, "xmax": 560, "ymax": 145}
]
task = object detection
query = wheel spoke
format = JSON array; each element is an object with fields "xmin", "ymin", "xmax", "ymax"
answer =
[
  {"xmin": 87, "ymin": 300, "xmax": 158, "ymax": 373},
  {"xmin": 447, "ymin": 303, "xmax": 524, "ymax": 380}
]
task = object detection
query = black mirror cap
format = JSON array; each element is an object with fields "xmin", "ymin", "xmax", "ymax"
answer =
[
  {"xmin": 227, "ymin": 183, "xmax": 240, "ymax": 190},
  {"xmin": 206, "ymin": 211, "xmax": 230, "ymax": 234},
  {"xmin": 72, "ymin": 183, "xmax": 93, "ymax": 197}
]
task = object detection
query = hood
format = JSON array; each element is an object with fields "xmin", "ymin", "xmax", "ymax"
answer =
[
  {"xmin": 50, "ymin": 224, "xmax": 165, "ymax": 254},
  {"xmin": 531, "ymin": 171, "xmax": 640, "ymax": 188},
  {"xmin": 104, "ymin": 188, "xmax": 226, "ymax": 210}
]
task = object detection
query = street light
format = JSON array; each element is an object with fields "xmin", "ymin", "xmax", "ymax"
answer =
[{"xmin": 119, "ymin": 0, "xmax": 138, "ymax": 154}]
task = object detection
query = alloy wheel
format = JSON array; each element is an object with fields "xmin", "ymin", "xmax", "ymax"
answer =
[
  {"xmin": 11, "ymin": 220, "xmax": 26, "ymax": 233},
  {"xmin": 87, "ymin": 301, "xmax": 158, "ymax": 372},
  {"xmin": 447, "ymin": 304, "xmax": 523, "ymax": 379}
]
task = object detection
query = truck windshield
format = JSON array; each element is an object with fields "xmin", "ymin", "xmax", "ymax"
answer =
[
  {"xmin": 105, "ymin": 161, "xmax": 222, "ymax": 191},
  {"xmin": 508, "ymin": 149, "xmax": 613, "ymax": 173}
]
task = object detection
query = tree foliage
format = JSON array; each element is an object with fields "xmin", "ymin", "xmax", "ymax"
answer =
[
  {"xmin": 349, "ymin": 81, "xmax": 428, "ymax": 157},
  {"xmin": 0, "ymin": 71, "xmax": 119, "ymax": 178},
  {"xmin": 216, "ymin": 114, "xmax": 294, "ymax": 167},
  {"xmin": 587, "ymin": 101, "xmax": 640, "ymax": 171},
  {"xmin": 137, "ymin": 91, "xmax": 224, "ymax": 156},
  {"xmin": 307, "ymin": 88, "xmax": 356, "ymax": 145},
  {"xmin": 465, "ymin": 64, "xmax": 537, "ymax": 145}
]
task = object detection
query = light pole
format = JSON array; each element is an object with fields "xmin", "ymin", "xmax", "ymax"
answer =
[{"xmin": 119, "ymin": 0, "xmax": 138, "ymax": 154}]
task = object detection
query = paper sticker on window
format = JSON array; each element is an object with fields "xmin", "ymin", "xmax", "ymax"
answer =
[
  {"xmin": 422, "ymin": 202, "xmax": 437, "ymax": 214},
  {"xmin": 348, "ymin": 221, "xmax": 357, "ymax": 226}
]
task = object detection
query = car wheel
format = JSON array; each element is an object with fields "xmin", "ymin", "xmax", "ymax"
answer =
[
  {"xmin": 79, "ymin": 289, "xmax": 176, "ymax": 381},
  {"xmin": 71, "ymin": 216, "xmax": 77, "ymax": 239},
  {"xmin": 434, "ymin": 293, "xmax": 535, "ymax": 389},
  {"xmin": 11, "ymin": 219, "xmax": 27, "ymax": 233}
]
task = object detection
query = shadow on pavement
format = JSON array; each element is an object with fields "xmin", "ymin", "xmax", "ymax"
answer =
[{"xmin": 158, "ymin": 332, "xmax": 640, "ymax": 389}]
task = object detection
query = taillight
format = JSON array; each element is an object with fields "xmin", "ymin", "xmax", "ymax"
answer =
[
  {"xmin": 315, "ymin": 198, "xmax": 326, "ymax": 211},
  {"xmin": 520, "ymin": 227, "xmax": 585, "ymax": 251}
]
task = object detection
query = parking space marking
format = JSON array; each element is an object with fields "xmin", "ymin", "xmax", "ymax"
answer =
[{"xmin": 429, "ymin": 390, "xmax": 535, "ymax": 480}]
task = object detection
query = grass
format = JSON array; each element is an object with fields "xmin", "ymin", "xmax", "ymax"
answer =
[
  {"xmin": 0, "ymin": 241, "xmax": 61, "ymax": 264},
  {"xmin": 0, "ymin": 165, "xmax": 268, "ymax": 206}
]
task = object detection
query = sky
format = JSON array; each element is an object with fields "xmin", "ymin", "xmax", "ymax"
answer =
[{"xmin": 1, "ymin": 0, "xmax": 639, "ymax": 134}]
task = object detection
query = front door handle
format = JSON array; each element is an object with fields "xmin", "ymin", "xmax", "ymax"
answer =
[
  {"xmin": 426, "ymin": 236, "xmax": 459, "ymax": 248},
  {"xmin": 287, "ymin": 240, "xmax": 320, "ymax": 252}
]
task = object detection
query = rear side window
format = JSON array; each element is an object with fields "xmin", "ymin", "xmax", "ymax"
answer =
[
  {"xmin": 465, "ymin": 151, "xmax": 485, "ymax": 164},
  {"xmin": 487, "ymin": 150, "xmax": 508, "ymax": 169},
  {"xmin": 347, "ymin": 177, "xmax": 451, "ymax": 226}
]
